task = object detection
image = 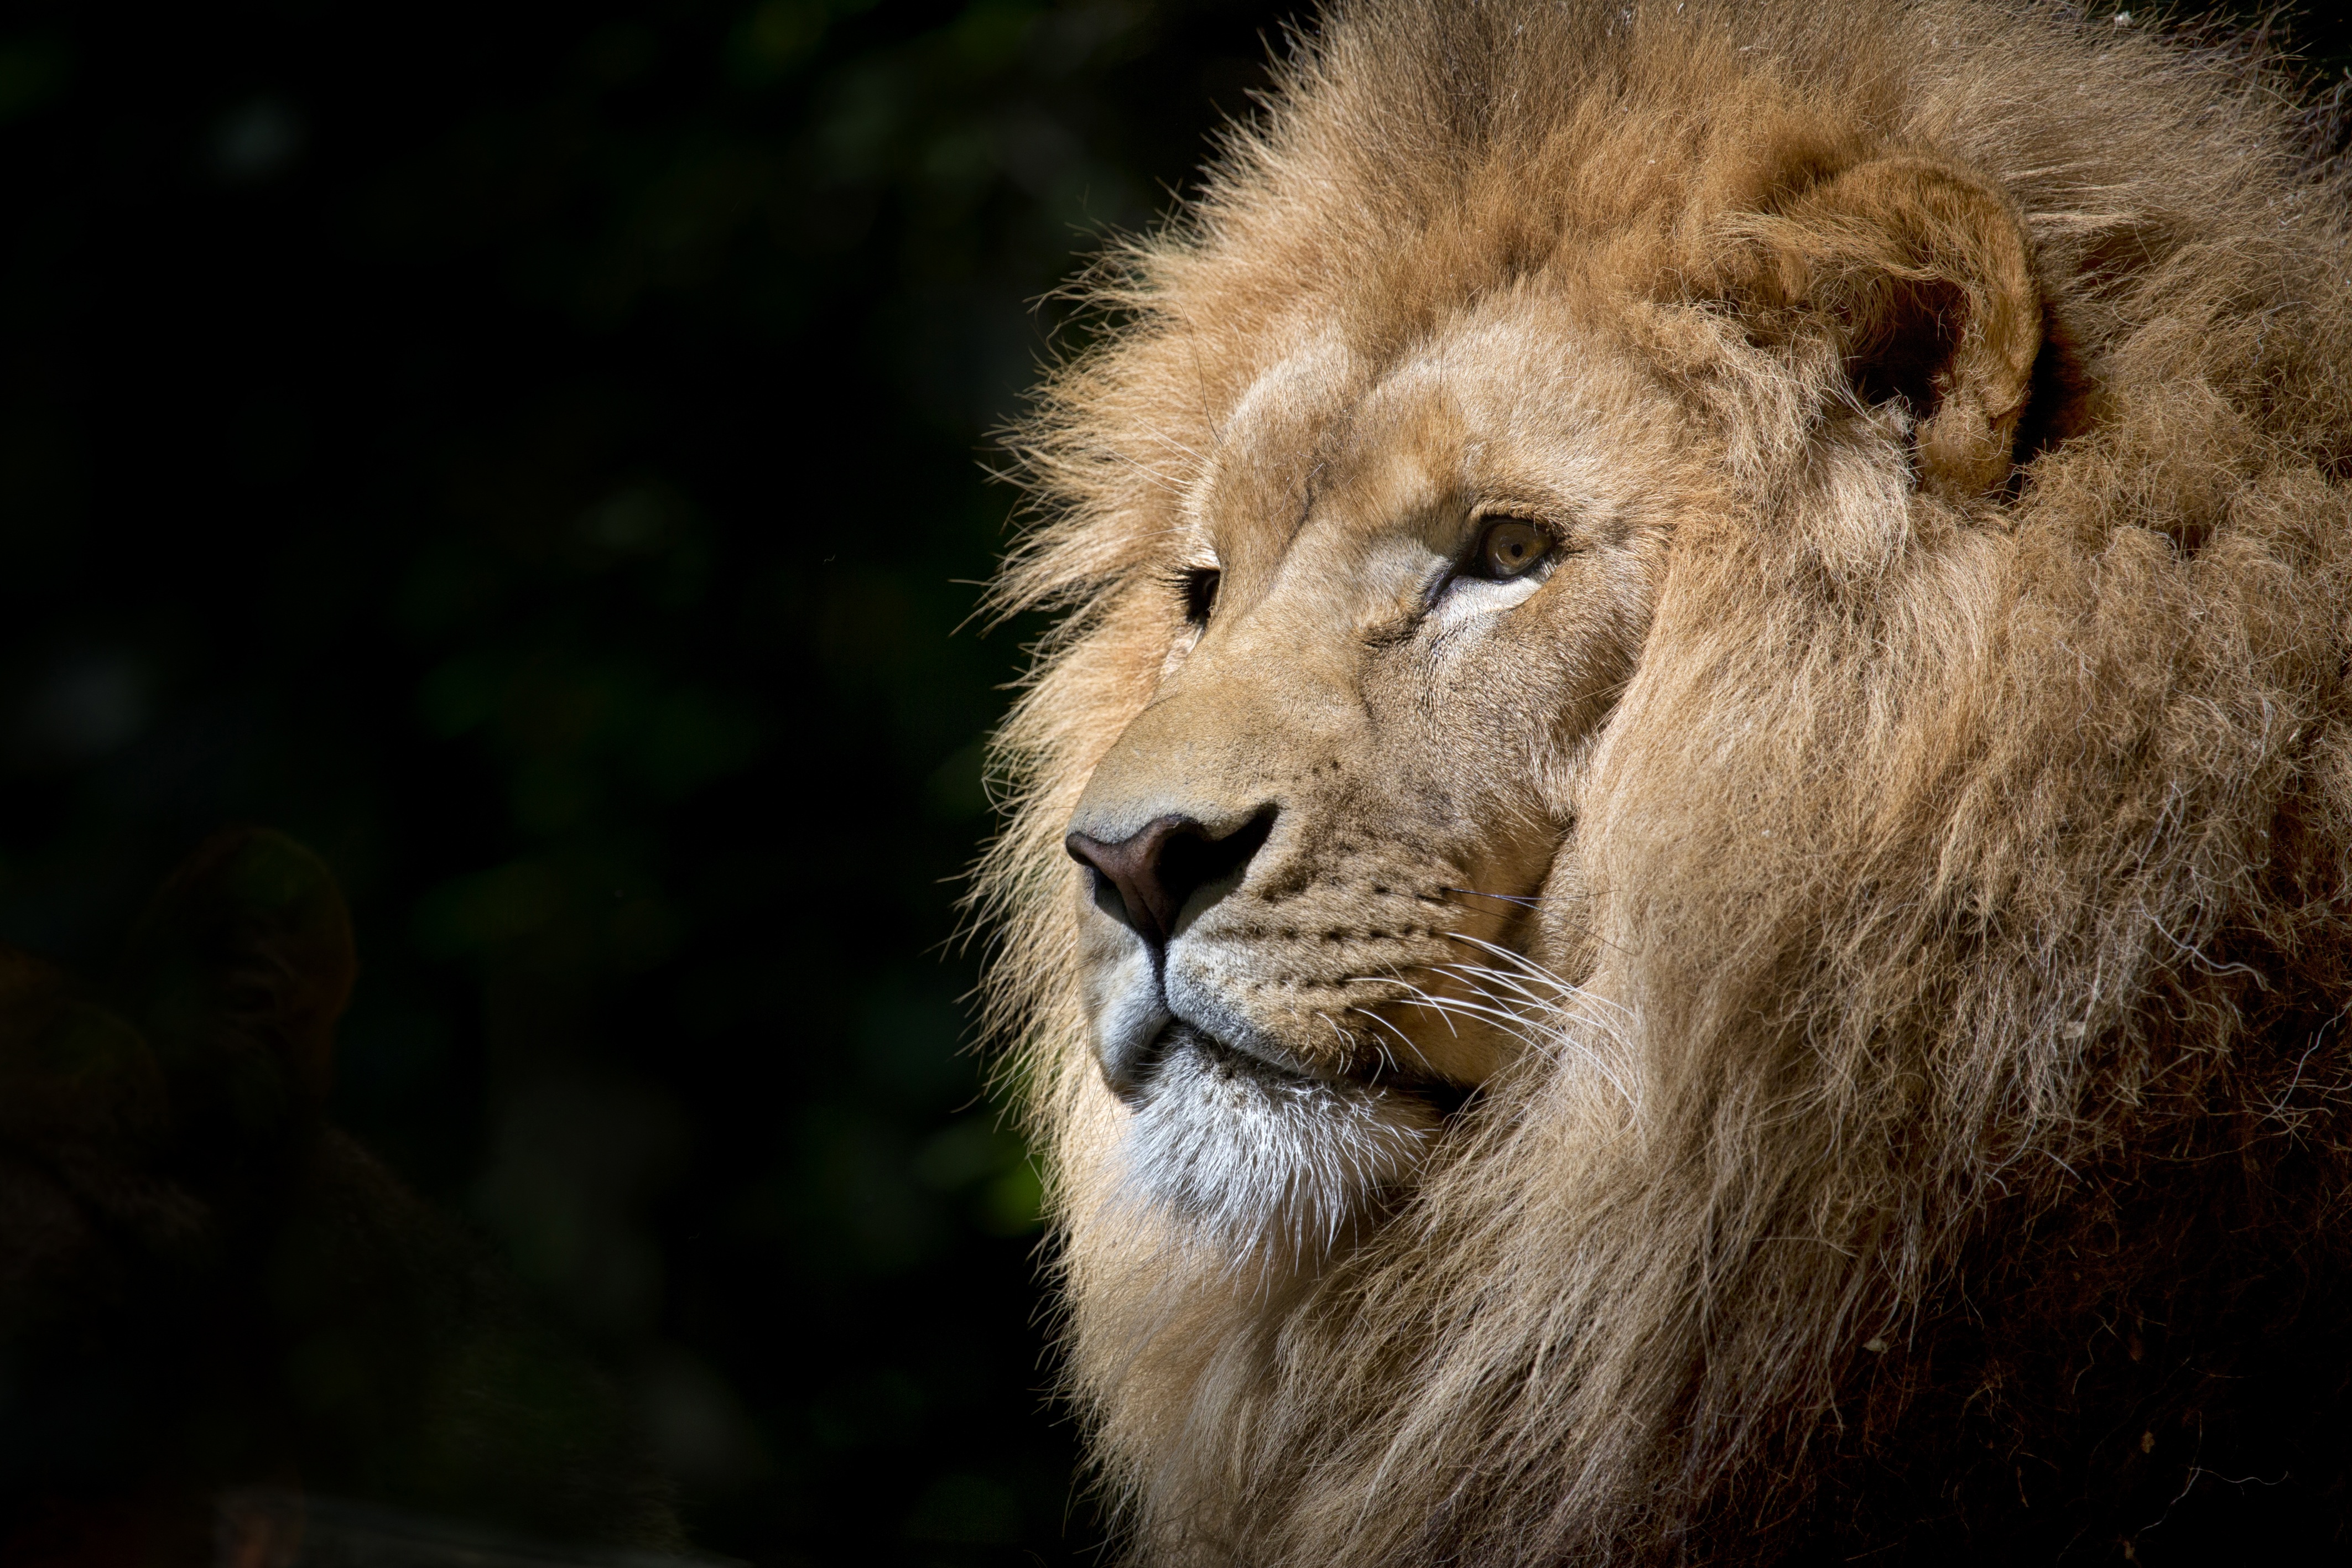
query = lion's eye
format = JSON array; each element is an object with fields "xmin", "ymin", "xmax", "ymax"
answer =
[
  {"xmin": 1180, "ymin": 565, "xmax": 1221, "ymax": 626},
  {"xmin": 1472, "ymin": 518, "xmax": 1550, "ymax": 580}
]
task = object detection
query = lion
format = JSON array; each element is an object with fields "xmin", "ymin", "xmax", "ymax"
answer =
[{"xmin": 975, "ymin": 0, "xmax": 2352, "ymax": 1561}]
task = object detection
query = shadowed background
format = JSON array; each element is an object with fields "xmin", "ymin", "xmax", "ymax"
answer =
[{"xmin": 0, "ymin": 1, "xmax": 2339, "ymax": 1563}]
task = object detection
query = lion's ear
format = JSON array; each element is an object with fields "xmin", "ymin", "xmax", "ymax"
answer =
[{"xmin": 1725, "ymin": 155, "xmax": 2042, "ymax": 499}]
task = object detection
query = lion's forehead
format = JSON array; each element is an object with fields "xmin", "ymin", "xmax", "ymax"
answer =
[
  {"xmin": 1194, "ymin": 305, "xmax": 1682, "ymax": 569},
  {"xmin": 1182, "ymin": 332, "xmax": 1359, "ymax": 542}
]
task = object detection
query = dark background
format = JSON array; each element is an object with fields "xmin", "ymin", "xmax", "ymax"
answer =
[{"xmin": 0, "ymin": 2, "xmax": 2342, "ymax": 1563}]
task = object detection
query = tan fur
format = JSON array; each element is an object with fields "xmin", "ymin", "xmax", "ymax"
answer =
[{"xmin": 977, "ymin": 2, "xmax": 2352, "ymax": 1560}]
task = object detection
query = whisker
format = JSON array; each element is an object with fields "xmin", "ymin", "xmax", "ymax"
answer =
[
  {"xmin": 1391, "ymin": 970, "xmax": 1641, "ymax": 1111},
  {"xmin": 1444, "ymin": 936, "xmax": 1636, "ymax": 1020},
  {"xmin": 1438, "ymin": 885, "xmax": 1549, "ymax": 909},
  {"xmin": 1347, "ymin": 1006, "xmax": 1435, "ymax": 1075},
  {"xmin": 1395, "ymin": 994, "xmax": 1532, "ymax": 1032},
  {"xmin": 1429, "ymin": 962, "xmax": 1561, "ymax": 1010}
]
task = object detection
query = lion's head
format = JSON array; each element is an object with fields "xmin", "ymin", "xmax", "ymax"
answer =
[
  {"xmin": 980, "ymin": 1, "xmax": 2352, "ymax": 1560},
  {"xmin": 1055, "ymin": 303, "xmax": 1680, "ymax": 1261}
]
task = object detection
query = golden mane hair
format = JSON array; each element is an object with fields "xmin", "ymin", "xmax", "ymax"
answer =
[{"xmin": 978, "ymin": 0, "xmax": 2352, "ymax": 1559}]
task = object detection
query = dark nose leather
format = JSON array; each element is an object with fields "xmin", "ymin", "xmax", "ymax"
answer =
[{"xmin": 1065, "ymin": 811, "xmax": 1273, "ymax": 947}]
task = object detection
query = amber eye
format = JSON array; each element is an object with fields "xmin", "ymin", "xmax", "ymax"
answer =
[
  {"xmin": 1180, "ymin": 565, "xmax": 1221, "ymax": 625},
  {"xmin": 1473, "ymin": 518, "xmax": 1550, "ymax": 580}
]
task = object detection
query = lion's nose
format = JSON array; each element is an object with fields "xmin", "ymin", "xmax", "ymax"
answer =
[{"xmin": 1065, "ymin": 810, "xmax": 1273, "ymax": 949}]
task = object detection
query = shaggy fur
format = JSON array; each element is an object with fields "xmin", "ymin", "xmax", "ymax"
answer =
[{"xmin": 977, "ymin": 1, "xmax": 2352, "ymax": 1561}]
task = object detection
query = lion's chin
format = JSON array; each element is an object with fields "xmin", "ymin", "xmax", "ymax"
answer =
[{"xmin": 1110, "ymin": 1023, "xmax": 1444, "ymax": 1269}]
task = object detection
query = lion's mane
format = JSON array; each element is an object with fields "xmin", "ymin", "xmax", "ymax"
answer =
[{"xmin": 980, "ymin": 1, "xmax": 2352, "ymax": 1560}]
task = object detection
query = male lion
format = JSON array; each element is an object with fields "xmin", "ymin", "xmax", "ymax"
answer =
[{"xmin": 979, "ymin": 0, "xmax": 2352, "ymax": 1560}]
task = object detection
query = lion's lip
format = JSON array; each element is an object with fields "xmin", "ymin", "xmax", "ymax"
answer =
[
  {"xmin": 1097, "ymin": 946, "xmax": 1479, "ymax": 1113},
  {"xmin": 1157, "ymin": 1018, "xmax": 1318, "ymax": 1087},
  {"xmin": 1150, "ymin": 1017, "xmax": 1474, "ymax": 1116}
]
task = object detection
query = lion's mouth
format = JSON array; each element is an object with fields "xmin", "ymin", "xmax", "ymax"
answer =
[
  {"xmin": 1142, "ymin": 1018, "xmax": 1307, "ymax": 1093},
  {"xmin": 1143, "ymin": 1017, "xmax": 1475, "ymax": 1120}
]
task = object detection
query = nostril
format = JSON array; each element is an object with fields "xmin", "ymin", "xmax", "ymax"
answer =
[
  {"xmin": 1064, "ymin": 808, "xmax": 1275, "ymax": 947},
  {"xmin": 1065, "ymin": 824, "xmax": 1172, "ymax": 945},
  {"xmin": 1154, "ymin": 808, "xmax": 1273, "ymax": 924}
]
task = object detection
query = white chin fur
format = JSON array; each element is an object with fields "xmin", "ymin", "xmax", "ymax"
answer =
[{"xmin": 1109, "ymin": 1033, "xmax": 1442, "ymax": 1269}]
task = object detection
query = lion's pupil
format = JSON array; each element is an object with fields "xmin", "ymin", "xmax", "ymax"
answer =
[
  {"xmin": 1183, "ymin": 566, "xmax": 1221, "ymax": 624},
  {"xmin": 1480, "ymin": 520, "xmax": 1546, "ymax": 578}
]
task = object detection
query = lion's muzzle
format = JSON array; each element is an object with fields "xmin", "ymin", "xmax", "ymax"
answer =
[{"xmin": 1065, "ymin": 809, "xmax": 1274, "ymax": 1100}]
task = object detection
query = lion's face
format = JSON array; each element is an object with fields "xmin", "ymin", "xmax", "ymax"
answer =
[
  {"xmin": 992, "ymin": 2, "xmax": 2352, "ymax": 1559},
  {"xmin": 1063, "ymin": 299, "xmax": 1682, "ymax": 1253}
]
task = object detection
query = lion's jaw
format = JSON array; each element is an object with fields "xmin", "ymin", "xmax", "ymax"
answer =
[{"xmin": 1063, "ymin": 307, "xmax": 1679, "ymax": 1263}]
